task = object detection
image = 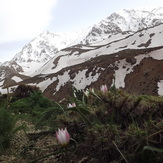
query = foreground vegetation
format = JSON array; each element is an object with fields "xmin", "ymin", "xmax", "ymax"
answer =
[{"xmin": 0, "ymin": 84, "xmax": 163, "ymax": 162}]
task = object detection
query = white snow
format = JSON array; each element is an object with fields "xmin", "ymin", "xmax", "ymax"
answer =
[
  {"xmin": 114, "ymin": 59, "xmax": 132, "ymax": 88},
  {"xmin": 72, "ymin": 69, "xmax": 100, "ymax": 90},
  {"xmin": 158, "ymin": 80, "xmax": 163, "ymax": 96},
  {"xmin": 11, "ymin": 76, "xmax": 22, "ymax": 82},
  {"xmin": 91, "ymin": 33, "xmax": 132, "ymax": 46},
  {"xmin": 116, "ymin": 7, "xmax": 163, "ymax": 31},
  {"xmin": 72, "ymin": 70, "xmax": 88, "ymax": 90},
  {"xmin": 149, "ymin": 48, "xmax": 163, "ymax": 60},
  {"xmin": 114, "ymin": 48, "xmax": 163, "ymax": 89},
  {"xmin": 48, "ymin": 68, "xmax": 101, "ymax": 94},
  {"xmin": 18, "ymin": 61, "xmax": 46, "ymax": 76},
  {"xmin": 55, "ymin": 71, "xmax": 70, "ymax": 93},
  {"xmin": 33, "ymin": 50, "xmax": 70, "ymax": 76},
  {"xmin": 37, "ymin": 76, "xmax": 57, "ymax": 92}
]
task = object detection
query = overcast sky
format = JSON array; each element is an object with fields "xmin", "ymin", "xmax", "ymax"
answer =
[{"xmin": 1, "ymin": 0, "xmax": 163, "ymax": 62}]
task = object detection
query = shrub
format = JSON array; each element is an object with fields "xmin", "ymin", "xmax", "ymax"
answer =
[
  {"xmin": 12, "ymin": 84, "xmax": 40, "ymax": 101},
  {"xmin": 35, "ymin": 104, "xmax": 64, "ymax": 130},
  {"xmin": 10, "ymin": 91, "xmax": 55, "ymax": 125},
  {"xmin": 0, "ymin": 108, "xmax": 17, "ymax": 151}
]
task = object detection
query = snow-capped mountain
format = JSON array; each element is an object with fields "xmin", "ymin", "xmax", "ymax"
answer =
[
  {"xmin": 8, "ymin": 7, "xmax": 163, "ymax": 74},
  {"xmin": 1, "ymin": 7, "xmax": 163, "ymax": 99},
  {"xmin": 83, "ymin": 7, "xmax": 163, "ymax": 44},
  {"xmin": 10, "ymin": 29, "xmax": 91, "ymax": 75},
  {"xmin": 3, "ymin": 22, "xmax": 163, "ymax": 100},
  {"xmin": 10, "ymin": 7, "xmax": 163, "ymax": 71},
  {"xmin": 33, "ymin": 23, "xmax": 163, "ymax": 76}
]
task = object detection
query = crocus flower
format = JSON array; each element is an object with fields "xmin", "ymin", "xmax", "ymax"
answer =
[
  {"xmin": 67, "ymin": 103, "xmax": 76, "ymax": 108},
  {"xmin": 90, "ymin": 87, "xmax": 95, "ymax": 93},
  {"xmin": 83, "ymin": 87, "xmax": 95, "ymax": 97},
  {"xmin": 56, "ymin": 128, "xmax": 70, "ymax": 146},
  {"xmin": 83, "ymin": 89, "xmax": 89, "ymax": 97},
  {"xmin": 100, "ymin": 85, "xmax": 108, "ymax": 94}
]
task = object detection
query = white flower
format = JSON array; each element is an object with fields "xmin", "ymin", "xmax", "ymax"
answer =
[
  {"xmin": 56, "ymin": 128, "xmax": 70, "ymax": 146},
  {"xmin": 100, "ymin": 85, "xmax": 108, "ymax": 94},
  {"xmin": 67, "ymin": 103, "xmax": 76, "ymax": 108}
]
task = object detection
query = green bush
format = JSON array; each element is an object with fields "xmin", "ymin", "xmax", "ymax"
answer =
[
  {"xmin": 11, "ymin": 91, "xmax": 53, "ymax": 114},
  {"xmin": 12, "ymin": 84, "xmax": 40, "ymax": 101},
  {"xmin": 0, "ymin": 108, "xmax": 17, "ymax": 151},
  {"xmin": 35, "ymin": 104, "xmax": 64, "ymax": 130}
]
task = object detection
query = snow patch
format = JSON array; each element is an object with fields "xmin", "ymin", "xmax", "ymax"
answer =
[
  {"xmin": 158, "ymin": 80, "xmax": 163, "ymax": 95},
  {"xmin": 149, "ymin": 48, "xmax": 163, "ymax": 60},
  {"xmin": 37, "ymin": 77, "xmax": 57, "ymax": 92},
  {"xmin": 72, "ymin": 69, "xmax": 100, "ymax": 90},
  {"xmin": 114, "ymin": 59, "xmax": 133, "ymax": 88},
  {"xmin": 11, "ymin": 76, "xmax": 22, "ymax": 82},
  {"xmin": 114, "ymin": 53, "xmax": 149, "ymax": 88},
  {"xmin": 54, "ymin": 71, "xmax": 70, "ymax": 94}
]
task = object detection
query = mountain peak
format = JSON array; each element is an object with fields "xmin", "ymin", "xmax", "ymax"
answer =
[{"xmin": 11, "ymin": 6, "xmax": 163, "ymax": 67}]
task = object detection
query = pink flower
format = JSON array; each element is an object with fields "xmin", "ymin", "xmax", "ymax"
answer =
[
  {"xmin": 100, "ymin": 85, "xmax": 108, "ymax": 94},
  {"xmin": 67, "ymin": 103, "xmax": 76, "ymax": 108},
  {"xmin": 56, "ymin": 128, "xmax": 70, "ymax": 146}
]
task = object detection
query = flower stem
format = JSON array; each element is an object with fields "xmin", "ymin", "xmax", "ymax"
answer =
[{"xmin": 64, "ymin": 146, "xmax": 70, "ymax": 163}]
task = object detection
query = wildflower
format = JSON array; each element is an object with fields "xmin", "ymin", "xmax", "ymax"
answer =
[
  {"xmin": 90, "ymin": 87, "xmax": 95, "ymax": 93},
  {"xmin": 56, "ymin": 128, "xmax": 70, "ymax": 146},
  {"xmin": 67, "ymin": 103, "xmax": 76, "ymax": 108},
  {"xmin": 100, "ymin": 85, "xmax": 108, "ymax": 94},
  {"xmin": 83, "ymin": 89, "xmax": 89, "ymax": 97},
  {"xmin": 83, "ymin": 87, "xmax": 94, "ymax": 97}
]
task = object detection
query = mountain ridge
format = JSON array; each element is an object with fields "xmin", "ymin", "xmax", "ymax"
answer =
[{"xmin": 1, "ymin": 7, "xmax": 163, "ymax": 99}]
